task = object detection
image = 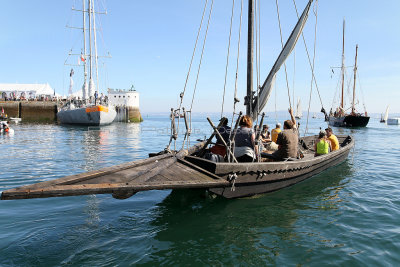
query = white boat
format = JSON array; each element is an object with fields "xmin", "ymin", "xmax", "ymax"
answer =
[
  {"xmin": 9, "ymin": 117, "xmax": 21, "ymax": 123},
  {"xmin": 57, "ymin": 0, "xmax": 116, "ymax": 126},
  {"xmin": 380, "ymin": 105, "xmax": 389, "ymax": 123},
  {"xmin": 387, "ymin": 118, "xmax": 400, "ymax": 125}
]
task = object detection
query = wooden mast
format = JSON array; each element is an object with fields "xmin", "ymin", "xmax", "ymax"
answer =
[
  {"xmin": 246, "ymin": 0, "xmax": 254, "ymax": 117},
  {"xmin": 340, "ymin": 19, "xmax": 345, "ymax": 110},
  {"xmin": 352, "ymin": 44, "xmax": 358, "ymax": 115}
]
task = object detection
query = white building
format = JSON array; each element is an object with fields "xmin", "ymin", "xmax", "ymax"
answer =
[
  {"xmin": 107, "ymin": 88, "xmax": 140, "ymax": 108},
  {"xmin": 0, "ymin": 83, "xmax": 55, "ymax": 99}
]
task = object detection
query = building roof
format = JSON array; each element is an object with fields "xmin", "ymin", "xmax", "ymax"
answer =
[{"xmin": 0, "ymin": 83, "xmax": 54, "ymax": 95}]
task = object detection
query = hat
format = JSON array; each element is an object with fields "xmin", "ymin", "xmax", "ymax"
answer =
[
  {"xmin": 319, "ymin": 130, "xmax": 326, "ymax": 138},
  {"xmin": 276, "ymin": 123, "xmax": 281, "ymax": 127}
]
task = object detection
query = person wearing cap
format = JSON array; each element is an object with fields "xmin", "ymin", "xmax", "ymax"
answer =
[
  {"xmin": 325, "ymin": 127, "xmax": 339, "ymax": 151},
  {"xmin": 314, "ymin": 130, "xmax": 332, "ymax": 156},
  {"xmin": 261, "ymin": 125, "xmax": 271, "ymax": 143},
  {"xmin": 209, "ymin": 117, "xmax": 231, "ymax": 157},
  {"xmin": 271, "ymin": 123, "xmax": 281, "ymax": 143}
]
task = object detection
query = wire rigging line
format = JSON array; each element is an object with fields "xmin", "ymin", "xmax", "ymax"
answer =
[
  {"xmin": 190, "ymin": 0, "xmax": 214, "ymax": 112},
  {"xmin": 275, "ymin": 0, "xmax": 293, "ymax": 110},
  {"xmin": 305, "ymin": 0, "xmax": 319, "ymax": 136},
  {"xmin": 230, "ymin": 0, "xmax": 244, "ymax": 130},
  {"xmin": 292, "ymin": 0, "xmax": 324, "ymax": 109},
  {"xmin": 221, "ymin": 0, "xmax": 236, "ymax": 118}
]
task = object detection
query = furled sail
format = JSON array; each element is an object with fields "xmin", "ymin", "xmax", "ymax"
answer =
[{"xmin": 252, "ymin": 0, "xmax": 313, "ymax": 121}]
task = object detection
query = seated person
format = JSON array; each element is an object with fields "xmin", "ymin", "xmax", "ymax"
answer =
[
  {"xmin": 261, "ymin": 108, "xmax": 298, "ymax": 161},
  {"xmin": 233, "ymin": 115, "xmax": 256, "ymax": 162},
  {"xmin": 261, "ymin": 125, "xmax": 271, "ymax": 143},
  {"xmin": 271, "ymin": 123, "xmax": 281, "ymax": 143},
  {"xmin": 209, "ymin": 117, "xmax": 231, "ymax": 157},
  {"xmin": 325, "ymin": 127, "xmax": 339, "ymax": 151},
  {"xmin": 314, "ymin": 130, "xmax": 332, "ymax": 156}
]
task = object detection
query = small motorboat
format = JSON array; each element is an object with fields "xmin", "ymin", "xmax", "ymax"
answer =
[{"xmin": 387, "ymin": 118, "xmax": 400, "ymax": 125}]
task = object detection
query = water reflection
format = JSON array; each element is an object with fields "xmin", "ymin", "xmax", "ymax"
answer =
[{"xmin": 141, "ymin": 162, "xmax": 353, "ymax": 265}]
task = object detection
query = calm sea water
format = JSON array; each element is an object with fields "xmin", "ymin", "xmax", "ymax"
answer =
[{"xmin": 0, "ymin": 114, "xmax": 399, "ymax": 266}]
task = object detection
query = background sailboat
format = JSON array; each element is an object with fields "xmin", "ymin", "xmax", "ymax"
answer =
[
  {"xmin": 327, "ymin": 20, "xmax": 369, "ymax": 127},
  {"xmin": 57, "ymin": 0, "xmax": 116, "ymax": 126},
  {"xmin": 380, "ymin": 105, "xmax": 389, "ymax": 123}
]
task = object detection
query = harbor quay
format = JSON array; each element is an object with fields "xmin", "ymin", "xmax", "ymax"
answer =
[{"xmin": 0, "ymin": 100, "xmax": 142, "ymax": 123}]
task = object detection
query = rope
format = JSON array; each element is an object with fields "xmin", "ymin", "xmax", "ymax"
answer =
[
  {"xmin": 231, "ymin": 0, "xmax": 244, "ymax": 126},
  {"xmin": 175, "ymin": 0, "xmax": 209, "ymax": 145},
  {"xmin": 356, "ymin": 71, "xmax": 367, "ymax": 113},
  {"xmin": 305, "ymin": 0, "xmax": 319, "ymax": 136},
  {"xmin": 292, "ymin": 0, "xmax": 324, "ymax": 109},
  {"xmin": 221, "ymin": 0, "xmax": 236, "ymax": 118},
  {"xmin": 275, "ymin": 0, "xmax": 292, "ymax": 110},
  {"xmin": 189, "ymin": 0, "xmax": 214, "ymax": 112}
]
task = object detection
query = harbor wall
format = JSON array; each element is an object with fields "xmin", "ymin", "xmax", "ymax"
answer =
[
  {"xmin": 1, "ymin": 101, "xmax": 143, "ymax": 123},
  {"xmin": 115, "ymin": 106, "xmax": 143, "ymax": 122},
  {"xmin": 0, "ymin": 101, "xmax": 57, "ymax": 122}
]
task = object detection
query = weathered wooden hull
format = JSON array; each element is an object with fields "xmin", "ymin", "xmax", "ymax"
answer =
[
  {"xmin": 1, "ymin": 136, "xmax": 354, "ymax": 200},
  {"xmin": 329, "ymin": 115, "xmax": 369, "ymax": 127}
]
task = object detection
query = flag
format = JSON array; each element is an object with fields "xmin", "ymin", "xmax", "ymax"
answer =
[
  {"xmin": 1, "ymin": 107, "xmax": 4, "ymax": 114},
  {"xmin": 70, "ymin": 68, "xmax": 74, "ymax": 77},
  {"xmin": 80, "ymin": 53, "xmax": 85, "ymax": 62}
]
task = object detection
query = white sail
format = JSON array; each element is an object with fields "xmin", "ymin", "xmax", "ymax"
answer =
[
  {"xmin": 252, "ymin": 0, "xmax": 313, "ymax": 121},
  {"xmin": 295, "ymin": 98, "xmax": 302, "ymax": 118},
  {"xmin": 384, "ymin": 105, "xmax": 389, "ymax": 122}
]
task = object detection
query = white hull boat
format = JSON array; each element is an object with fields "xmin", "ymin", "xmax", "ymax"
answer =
[
  {"xmin": 387, "ymin": 118, "xmax": 400, "ymax": 125},
  {"xmin": 57, "ymin": 105, "xmax": 116, "ymax": 126}
]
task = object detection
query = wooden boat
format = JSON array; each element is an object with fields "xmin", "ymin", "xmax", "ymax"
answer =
[
  {"xmin": 327, "ymin": 20, "xmax": 369, "ymax": 127},
  {"xmin": 1, "ymin": 0, "xmax": 355, "ymax": 201},
  {"xmin": 1, "ymin": 135, "xmax": 353, "ymax": 200}
]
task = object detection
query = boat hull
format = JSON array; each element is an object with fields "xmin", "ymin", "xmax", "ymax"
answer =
[
  {"xmin": 1, "ymin": 135, "xmax": 354, "ymax": 200},
  {"xmin": 328, "ymin": 115, "xmax": 369, "ymax": 127},
  {"xmin": 57, "ymin": 105, "xmax": 116, "ymax": 126},
  {"xmin": 387, "ymin": 118, "xmax": 400, "ymax": 125}
]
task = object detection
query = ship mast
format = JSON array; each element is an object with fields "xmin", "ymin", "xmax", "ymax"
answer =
[
  {"xmin": 82, "ymin": 0, "xmax": 88, "ymax": 101},
  {"xmin": 340, "ymin": 19, "xmax": 345, "ymax": 110},
  {"xmin": 352, "ymin": 44, "xmax": 358, "ymax": 115},
  {"xmin": 88, "ymin": 0, "xmax": 94, "ymax": 99},
  {"xmin": 246, "ymin": 0, "xmax": 254, "ymax": 117}
]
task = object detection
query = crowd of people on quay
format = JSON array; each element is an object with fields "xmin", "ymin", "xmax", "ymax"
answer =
[{"xmin": 206, "ymin": 108, "xmax": 341, "ymax": 163}]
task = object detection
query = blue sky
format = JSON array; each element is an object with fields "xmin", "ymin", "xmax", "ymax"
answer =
[{"xmin": 1, "ymin": 0, "xmax": 399, "ymax": 114}]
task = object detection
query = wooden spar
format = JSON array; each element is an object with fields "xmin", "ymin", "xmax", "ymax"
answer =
[
  {"xmin": 206, "ymin": 117, "xmax": 238, "ymax": 163},
  {"xmin": 352, "ymin": 44, "xmax": 358, "ymax": 115},
  {"xmin": 246, "ymin": 0, "xmax": 254, "ymax": 117},
  {"xmin": 198, "ymin": 118, "xmax": 227, "ymax": 157}
]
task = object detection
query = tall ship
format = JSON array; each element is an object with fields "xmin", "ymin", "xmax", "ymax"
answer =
[
  {"xmin": 327, "ymin": 20, "xmax": 369, "ymax": 127},
  {"xmin": 57, "ymin": 0, "xmax": 116, "ymax": 126}
]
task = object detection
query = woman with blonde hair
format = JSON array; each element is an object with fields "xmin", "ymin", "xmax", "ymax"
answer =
[{"xmin": 233, "ymin": 115, "xmax": 257, "ymax": 162}]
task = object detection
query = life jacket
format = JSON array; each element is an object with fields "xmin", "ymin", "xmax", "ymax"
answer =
[{"xmin": 317, "ymin": 139, "xmax": 329, "ymax": 155}]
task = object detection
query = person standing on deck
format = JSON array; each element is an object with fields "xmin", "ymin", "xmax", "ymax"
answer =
[{"xmin": 325, "ymin": 127, "xmax": 339, "ymax": 151}]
